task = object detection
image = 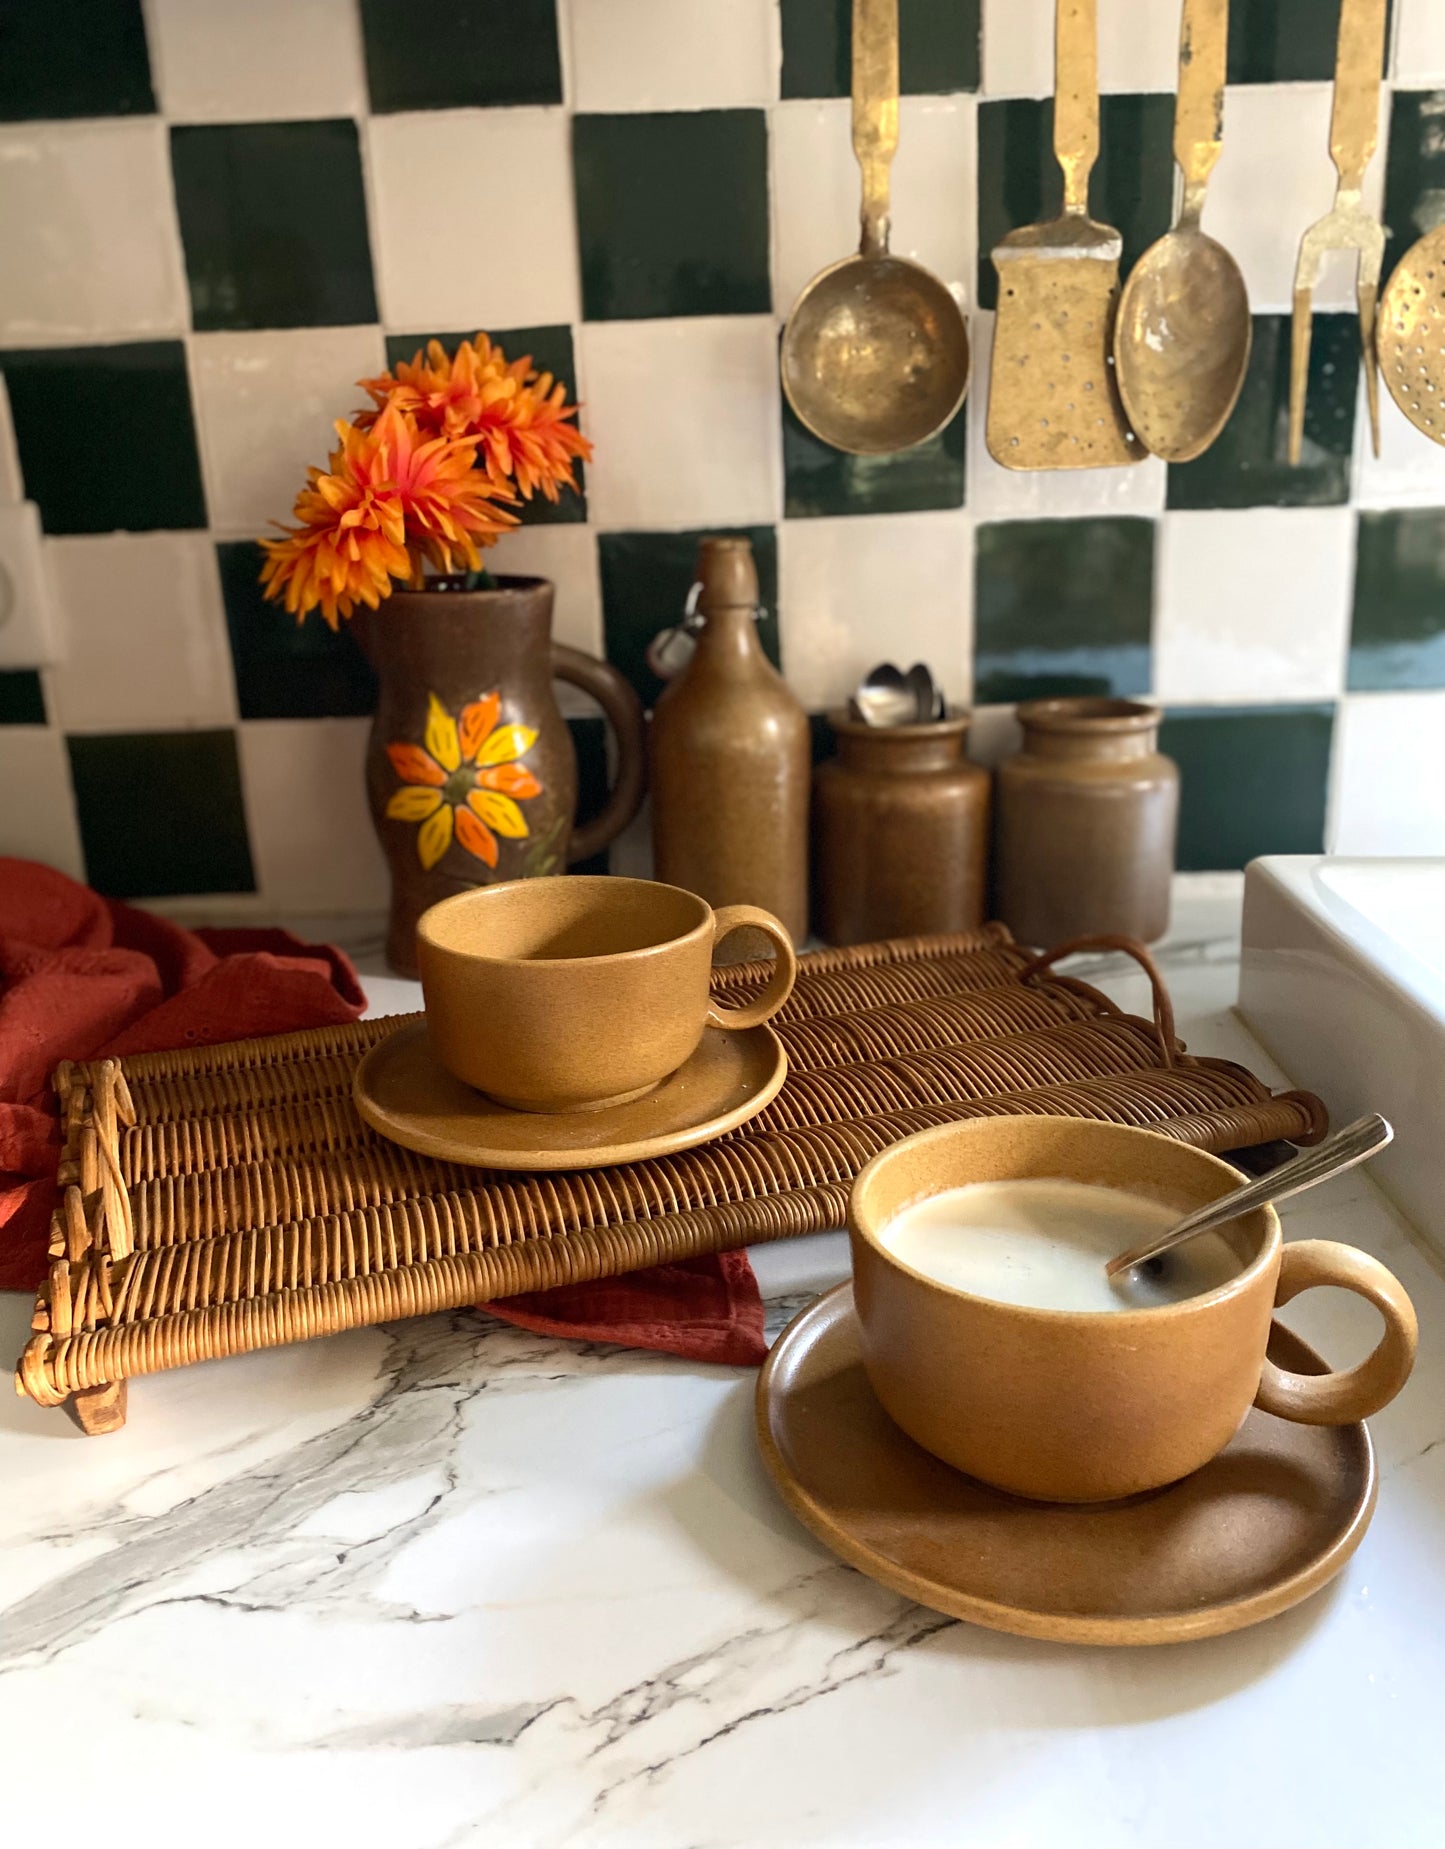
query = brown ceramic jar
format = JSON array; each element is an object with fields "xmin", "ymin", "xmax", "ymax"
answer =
[
  {"xmin": 996, "ymin": 698, "xmax": 1178, "ymax": 948},
  {"xmin": 650, "ymin": 537, "xmax": 810, "ymax": 959},
  {"xmin": 813, "ymin": 713, "xmax": 990, "ymax": 946}
]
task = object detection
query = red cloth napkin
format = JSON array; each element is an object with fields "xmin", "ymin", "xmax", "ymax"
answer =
[
  {"xmin": 0, "ymin": 858, "xmax": 765, "ymax": 1365},
  {"xmin": 484, "ymin": 1248, "xmax": 764, "ymax": 1364}
]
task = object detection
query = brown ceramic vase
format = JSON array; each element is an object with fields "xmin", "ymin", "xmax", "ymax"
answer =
[
  {"xmin": 849, "ymin": 1116, "xmax": 1418, "ymax": 1504},
  {"xmin": 996, "ymin": 698, "xmax": 1178, "ymax": 948},
  {"xmin": 353, "ymin": 581, "xmax": 645, "ymax": 975},
  {"xmin": 813, "ymin": 711, "xmax": 990, "ymax": 946}
]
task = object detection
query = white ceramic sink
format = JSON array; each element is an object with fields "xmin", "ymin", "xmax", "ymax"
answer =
[{"xmin": 1239, "ymin": 855, "xmax": 1445, "ymax": 1257}]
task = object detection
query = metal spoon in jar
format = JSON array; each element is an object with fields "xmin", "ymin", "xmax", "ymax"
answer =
[
  {"xmin": 849, "ymin": 662, "xmax": 916, "ymax": 726},
  {"xmin": 1105, "ymin": 1114, "xmax": 1393, "ymax": 1279}
]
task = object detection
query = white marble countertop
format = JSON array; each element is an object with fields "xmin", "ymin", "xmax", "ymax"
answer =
[{"xmin": 4, "ymin": 886, "xmax": 1444, "ymax": 1849}]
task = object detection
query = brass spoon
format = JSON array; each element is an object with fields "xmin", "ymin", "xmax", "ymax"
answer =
[
  {"xmin": 1105, "ymin": 1114, "xmax": 1393, "ymax": 1280},
  {"xmin": 1114, "ymin": 0, "xmax": 1250, "ymax": 462},
  {"xmin": 780, "ymin": 0, "xmax": 970, "ymax": 456}
]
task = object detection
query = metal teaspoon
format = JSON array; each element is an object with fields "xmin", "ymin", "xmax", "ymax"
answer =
[{"xmin": 1105, "ymin": 1114, "xmax": 1394, "ymax": 1279}]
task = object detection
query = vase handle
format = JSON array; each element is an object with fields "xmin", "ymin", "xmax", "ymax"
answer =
[{"xmin": 550, "ymin": 644, "xmax": 647, "ymax": 863}]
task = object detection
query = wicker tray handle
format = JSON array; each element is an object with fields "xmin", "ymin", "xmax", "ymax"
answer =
[{"xmin": 1016, "ymin": 935, "xmax": 1178, "ymax": 1070}]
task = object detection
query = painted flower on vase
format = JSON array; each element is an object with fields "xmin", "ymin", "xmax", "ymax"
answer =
[{"xmin": 386, "ymin": 691, "xmax": 542, "ymax": 871}]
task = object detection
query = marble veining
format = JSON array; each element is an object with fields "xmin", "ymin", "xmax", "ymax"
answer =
[{"xmin": 3, "ymin": 887, "xmax": 1444, "ymax": 1849}]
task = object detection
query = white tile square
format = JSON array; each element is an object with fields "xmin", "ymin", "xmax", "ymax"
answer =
[
  {"xmin": 982, "ymin": 0, "xmax": 1053, "ymax": 97},
  {"xmin": 146, "ymin": 0, "xmax": 367, "ymax": 121},
  {"xmin": 367, "ymin": 111, "xmax": 580, "ymax": 332},
  {"xmin": 188, "ymin": 326, "xmax": 386, "ymax": 536},
  {"xmin": 0, "ymin": 501, "xmax": 58, "ymax": 668},
  {"xmin": 968, "ymin": 313, "xmax": 1167, "ymax": 519},
  {"xmin": 962, "ymin": 701, "xmax": 1024, "ymax": 769},
  {"xmin": 778, "ymin": 511, "xmax": 973, "ymax": 710},
  {"xmin": 983, "ymin": 0, "xmax": 1177, "ymax": 96},
  {"xmin": 44, "ymin": 533, "xmax": 237, "ymax": 732},
  {"xmin": 1332, "ymin": 691, "xmax": 1445, "ymax": 854},
  {"xmin": 580, "ymin": 317, "xmax": 780, "ymax": 529},
  {"xmin": 1357, "ymin": 371, "xmax": 1445, "ymax": 507},
  {"xmin": 1208, "ymin": 86, "xmax": 1386, "ymax": 313},
  {"xmin": 0, "ymin": 728, "xmax": 84, "ymax": 879},
  {"xmin": 492, "ymin": 525, "xmax": 604, "ymax": 658},
  {"xmin": 238, "ymin": 719, "xmax": 389, "ymax": 911},
  {"xmin": 1394, "ymin": 0, "xmax": 1445, "ymax": 82},
  {"xmin": 772, "ymin": 96, "xmax": 975, "ymax": 316},
  {"xmin": 0, "ymin": 120, "xmax": 187, "ymax": 345},
  {"xmin": 1154, "ymin": 509, "xmax": 1353, "ymax": 705},
  {"xmin": 570, "ymin": 0, "xmax": 777, "ymax": 111}
]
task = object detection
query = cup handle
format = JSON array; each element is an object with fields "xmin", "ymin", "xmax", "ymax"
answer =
[
  {"xmin": 704, "ymin": 906, "xmax": 798, "ymax": 1032},
  {"xmin": 1254, "ymin": 1240, "xmax": 1418, "ymax": 1425}
]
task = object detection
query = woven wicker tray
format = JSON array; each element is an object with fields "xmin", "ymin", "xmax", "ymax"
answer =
[{"xmin": 16, "ymin": 924, "xmax": 1326, "ymax": 1432}]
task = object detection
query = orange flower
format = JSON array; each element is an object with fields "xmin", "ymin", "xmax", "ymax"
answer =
[
  {"xmin": 359, "ymin": 334, "xmax": 592, "ymax": 506},
  {"xmin": 260, "ymin": 405, "xmax": 517, "ymax": 628},
  {"xmin": 385, "ymin": 690, "xmax": 544, "ymax": 871}
]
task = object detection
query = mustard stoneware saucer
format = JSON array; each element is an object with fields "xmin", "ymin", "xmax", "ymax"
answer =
[
  {"xmin": 756, "ymin": 1283, "xmax": 1376, "ymax": 1647},
  {"xmin": 354, "ymin": 1018, "xmax": 787, "ymax": 1170}
]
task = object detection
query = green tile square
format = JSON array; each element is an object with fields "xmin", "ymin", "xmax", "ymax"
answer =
[
  {"xmin": 598, "ymin": 528, "xmax": 779, "ymax": 710},
  {"xmin": 1160, "ymin": 705, "xmax": 1334, "ymax": 871},
  {"xmin": 0, "ymin": 343, "xmax": 206, "ymax": 534},
  {"xmin": 1227, "ymin": 0, "xmax": 1391, "ymax": 84},
  {"xmin": 383, "ymin": 325, "xmax": 586, "ymax": 526},
  {"xmin": 568, "ymin": 714, "xmax": 610, "ymax": 874},
  {"xmin": 976, "ymin": 94, "xmax": 1174, "ymax": 312},
  {"xmin": 783, "ymin": 392, "xmax": 966, "ymax": 517},
  {"xmin": 171, "ymin": 122, "xmax": 377, "ymax": 332},
  {"xmin": 218, "ymin": 542, "xmax": 379, "ymax": 721},
  {"xmin": 360, "ymin": 0, "xmax": 561, "ymax": 109},
  {"xmin": 1382, "ymin": 89, "xmax": 1445, "ymax": 286},
  {"xmin": 0, "ymin": 0, "xmax": 154, "ymax": 121},
  {"xmin": 1165, "ymin": 314, "xmax": 1356, "ymax": 510},
  {"xmin": 973, "ymin": 517, "xmax": 1154, "ymax": 705},
  {"xmin": 780, "ymin": 0, "xmax": 980, "ymax": 97},
  {"xmin": 1348, "ymin": 510, "xmax": 1445, "ymax": 691},
  {"xmin": 67, "ymin": 730, "xmax": 256, "ymax": 898},
  {"xmin": 573, "ymin": 112, "xmax": 770, "ymax": 321},
  {"xmin": 0, "ymin": 670, "xmax": 45, "ymax": 725}
]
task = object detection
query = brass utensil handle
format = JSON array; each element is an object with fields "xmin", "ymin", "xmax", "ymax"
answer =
[
  {"xmin": 853, "ymin": 0, "xmax": 899, "ymax": 259},
  {"xmin": 1329, "ymin": 0, "xmax": 1388, "ymax": 188},
  {"xmin": 1175, "ymin": 0, "xmax": 1227, "ymax": 214},
  {"xmin": 1054, "ymin": 0, "xmax": 1100, "ymax": 213}
]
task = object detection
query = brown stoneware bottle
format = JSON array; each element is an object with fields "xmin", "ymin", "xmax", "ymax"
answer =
[
  {"xmin": 997, "ymin": 697, "xmax": 1178, "ymax": 947},
  {"xmin": 650, "ymin": 536, "xmax": 810, "ymax": 958},
  {"xmin": 813, "ymin": 712, "xmax": 990, "ymax": 946}
]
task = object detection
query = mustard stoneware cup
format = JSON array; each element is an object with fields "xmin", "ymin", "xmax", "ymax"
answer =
[
  {"xmin": 417, "ymin": 875, "xmax": 797, "ymax": 1113},
  {"xmin": 848, "ymin": 1116, "xmax": 1418, "ymax": 1503}
]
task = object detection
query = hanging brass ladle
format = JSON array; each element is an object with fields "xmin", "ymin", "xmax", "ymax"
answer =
[
  {"xmin": 1113, "ymin": 0, "xmax": 1251, "ymax": 463},
  {"xmin": 779, "ymin": 0, "xmax": 970, "ymax": 455}
]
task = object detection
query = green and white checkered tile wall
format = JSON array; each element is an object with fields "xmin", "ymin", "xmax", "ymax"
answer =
[{"xmin": 1, "ymin": 0, "xmax": 1443, "ymax": 912}]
